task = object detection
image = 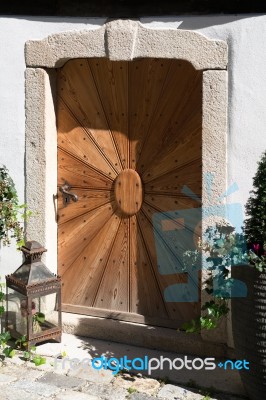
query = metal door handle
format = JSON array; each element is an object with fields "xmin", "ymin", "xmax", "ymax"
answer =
[{"xmin": 59, "ymin": 182, "xmax": 78, "ymax": 206}]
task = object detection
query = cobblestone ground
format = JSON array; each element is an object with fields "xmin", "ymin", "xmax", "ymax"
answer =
[{"xmin": 0, "ymin": 355, "xmax": 248, "ymax": 400}]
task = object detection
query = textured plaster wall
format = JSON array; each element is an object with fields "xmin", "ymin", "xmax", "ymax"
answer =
[
  {"xmin": 0, "ymin": 15, "xmax": 266, "ymax": 346},
  {"xmin": 1, "ymin": 15, "xmax": 265, "ymax": 270},
  {"xmin": 0, "ymin": 17, "xmax": 106, "ymax": 273}
]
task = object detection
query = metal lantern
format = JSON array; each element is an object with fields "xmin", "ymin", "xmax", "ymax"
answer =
[{"xmin": 5, "ymin": 241, "xmax": 62, "ymax": 349}]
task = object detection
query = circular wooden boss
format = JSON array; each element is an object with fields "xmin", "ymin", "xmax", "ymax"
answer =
[{"xmin": 114, "ymin": 169, "xmax": 143, "ymax": 216}]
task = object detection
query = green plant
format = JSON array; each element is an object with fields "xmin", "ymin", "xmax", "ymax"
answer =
[
  {"xmin": 244, "ymin": 150, "xmax": 266, "ymax": 271},
  {"xmin": 23, "ymin": 344, "xmax": 46, "ymax": 366},
  {"xmin": 0, "ymin": 333, "xmax": 46, "ymax": 366},
  {"xmin": 0, "ymin": 165, "xmax": 31, "ymax": 248},
  {"xmin": 33, "ymin": 312, "xmax": 45, "ymax": 324},
  {"xmin": 15, "ymin": 335, "xmax": 27, "ymax": 349},
  {"xmin": 0, "ymin": 281, "xmax": 5, "ymax": 316},
  {"xmin": 17, "ymin": 335, "xmax": 46, "ymax": 366},
  {"xmin": 181, "ymin": 224, "xmax": 247, "ymax": 333},
  {"xmin": 32, "ymin": 312, "xmax": 46, "ymax": 334},
  {"xmin": 19, "ymin": 335, "xmax": 46, "ymax": 366},
  {"xmin": 0, "ymin": 331, "xmax": 16, "ymax": 358},
  {"xmin": 0, "ymin": 281, "xmax": 14, "ymax": 359},
  {"xmin": 127, "ymin": 387, "xmax": 137, "ymax": 394}
]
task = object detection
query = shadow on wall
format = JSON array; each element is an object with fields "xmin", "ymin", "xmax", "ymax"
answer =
[{"xmin": 1, "ymin": 0, "xmax": 266, "ymax": 19}]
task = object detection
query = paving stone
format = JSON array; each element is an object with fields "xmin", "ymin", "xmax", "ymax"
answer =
[
  {"xmin": 11, "ymin": 379, "xmax": 61, "ymax": 398},
  {"xmin": 50, "ymin": 356, "xmax": 71, "ymax": 374},
  {"xmin": 36, "ymin": 333, "xmax": 92, "ymax": 359},
  {"xmin": 4, "ymin": 355, "xmax": 26, "ymax": 366},
  {"xmin": 0, "ymin": 364, "xmax": 45, "ymax": 381},
  {"xmin": 67, "ymin": 361, "xmax": 114, "ymax": 384},
  {"xmin": 113, "ymin": 374, "xmax": 136, "ymax": 389},
  {"xmin": 113, "ymin": 373, "xmax": 135, "ymax": 387},
  {"xmin": 54, "ymin": 390, "xmax": 100, "ymax": 400},
  {"xmin": 0, "ymin": 373, "xmax": 17, "ymax": 384},
  {"xmin": 113, "ymin": 374, "xmax": 160, "ymax": 395},
  {"xmin": 37, "ymin": 371, "xmax": 86, "ymax": 390},
  {"xmin": 26, "ymin": 356, "xmax": 56, "ymax": 372},
  {"xmin": 84, "ymin": 381, "xmax": 127, "ymax": 400},
  {"xmin": 157, "ymin": 384, "xmax": 203, "ymax": 400},
  {"xmin": 0, "ymin": 386, "xmax": 44, "ymax": 400},
  {"xmin": 130, "ymin": 393, "xmax": 155, "ymax": 400},
  {"xmin": 131, "ymin": 378, "xmax": 160, "ymax": 395}
]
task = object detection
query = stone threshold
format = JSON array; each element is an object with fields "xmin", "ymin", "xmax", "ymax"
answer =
[{"xmin": 61, "ymin": 312, "xmax": 235, "ymax": 359}]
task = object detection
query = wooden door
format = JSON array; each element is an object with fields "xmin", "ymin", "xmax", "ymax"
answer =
[{"xmin": 57, "ymin": 58, "xmax": 202, "ymax": 328}]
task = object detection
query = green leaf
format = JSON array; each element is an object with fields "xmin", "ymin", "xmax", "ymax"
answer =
[
  {"xmin": 35, "ymin": 313, "xmax": 45, "ymax": 324},
  {"xmin": 15, "ymin": 335, "xmax": 27, "ymax": 348},
  {"xmin": 0, "ymin": 166, "xmax": 32, "ymax": 247},
  {"xmin": 32, "ymin": 356, "xmax": 46, "ymax": 366},
  {"xmin": 0, "ymin": 331, "xmax": 11, "ymax": 342},
  {"xmin": 216, "ymin": 239, "xmax": 224, "ymax": 248},
  {"xmin": 3, "ymin": 346, "xmax": 16, "ymax": 358},
  {"xmin": 181, "ymin": 318, "xmax": 201, "ymax": 333},
  {"xmin": 23, "ymin": 351, "xmax": 30, "ymax": 359}
]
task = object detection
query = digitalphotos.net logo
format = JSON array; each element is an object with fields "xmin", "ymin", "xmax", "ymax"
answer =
[{"xmin": 54, "ymin": 354, "xmax": 250, "ymax": 375}]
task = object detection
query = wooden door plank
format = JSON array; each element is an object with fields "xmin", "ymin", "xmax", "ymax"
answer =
[
  {"xmin": 128, "ymin": 59, "xmax": 172, "ymax": 169},
  {"xmin": 58, "ymin": 59, "xmax": 122, "ymax": 173},
  {"xmin": 137, "ymin": 204, "xmax": 200, "ymax": 321},
  {"xmin": 58, "ymin": 101, "xmax": 117, "ymax": 180},
  {"xmin": 141, "ymin": 123, "xmax": 202, "ymax": 183},
  {"xmin": 61, "ymin": 213, "xmax": 120, "ymax": 306},
  {"xmin": 141, "ymin": 200, "xmax": 202, "ymax": 253},
  {"xmin": 89, "ymin": 59, "xmax": 129, "ymax": 169},
  {"xmin": 57, "ymin": 189, "xmax": 114, "ymax": 225},
  {"xmin": 144, "ymin": 194, "xmax": 200, "ymax": 214},
  {"xmin": 129, "ymin": 215, "xmax": 169, "ymax": 318},
  {"xmin": 93, "ymin": 218, "xmax": 129, "ymax": 312},
  {"xmin": 58, "ymin": 148, "xmax": 113, "ymax": 190},
  {"xmin": 144, "ymin": 158, "xmax": 202, "ymax": 196},
  {"xmin": 138, "ymin": 61, "xmax": 202, "ymax": 173},
  {"xmin": 58, "ymin": 203, "xmax": 116, "ymax": 276}
]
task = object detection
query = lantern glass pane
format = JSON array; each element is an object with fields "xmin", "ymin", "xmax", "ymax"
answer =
[
  {"xmin": 32, "ymin": 293, "xmax": 59, "ymax": 334},
  {"xmin": 6, "ymin": 288, "xmax": 27, "ymax": 338}
]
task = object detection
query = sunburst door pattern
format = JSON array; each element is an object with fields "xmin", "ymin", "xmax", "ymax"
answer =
[{"xmin": 57, "ymin": 58, "xmax": 202, "ymax": 328}]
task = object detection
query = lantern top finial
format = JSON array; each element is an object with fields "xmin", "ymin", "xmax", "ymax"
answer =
[
  {"xmin": 6, "ymin": 240, "xmax": 57, "ymax": 287},
  {"xmin": 21, "ymin": 240, "xmax": 47, "ymax": 255}
]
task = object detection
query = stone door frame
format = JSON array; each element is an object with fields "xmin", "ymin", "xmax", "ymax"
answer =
[{"xmin": 24, "ymin": 19, "xmax": 228, "ymax": 342}]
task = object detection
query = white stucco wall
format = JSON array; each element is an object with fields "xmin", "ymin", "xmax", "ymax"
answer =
[{"xmin": 0, "ymin": 15, "xmax": 265, "ymax": 285}]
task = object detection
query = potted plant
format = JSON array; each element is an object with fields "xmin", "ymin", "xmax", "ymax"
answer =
[{"xmin": 231, "ymin": 150, "xmax": 266, "ymax": 400}]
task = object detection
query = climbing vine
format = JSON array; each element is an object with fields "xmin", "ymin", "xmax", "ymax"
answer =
[{"xmin": 0, "ymin": 165, "xmax": 31, "ymax": 248}]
